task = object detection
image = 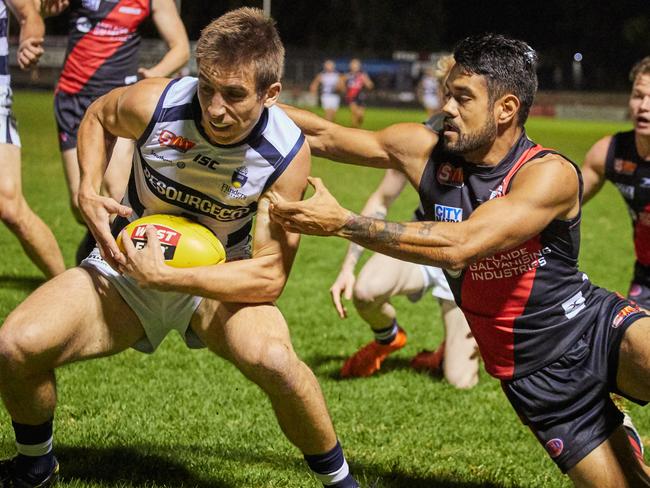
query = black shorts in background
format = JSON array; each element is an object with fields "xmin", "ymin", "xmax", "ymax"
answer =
[{"xmin": 54, "ymin": 91, "xmax": 96, "ymax": 151}]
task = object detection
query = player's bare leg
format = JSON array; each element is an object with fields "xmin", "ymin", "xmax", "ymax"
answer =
[
  {"xmin": 568, "ymin": 426, "xmax": 650, "ymax": 487},
  {"xmin": 341, "ymin": 253, "xmax": 424, "ymax": 377},
  {"xmin": 192, "ymin": 299, "xmax": 336, "ymax": 454},
  {"xmin": 349, "ymin": 103, "xmax": 364, "ymax": 128},
  {"xmin": 353, "ymin": 252, "xmax": 425, "ymax": 329},
  {"xmin": 563, "ymin": 315, "xmax": 650, "ymax": 486},
  {"xmin": 0, "ymin": 144, "xmax": 65, "ymax": 278},
  {"xmin": 61, "ymin": 148, "xmax": 84, "ymax": 224},
  {"xmin": 191, "ymin": 300, "xmax": 358, "ymax": 486},
  {"xmin": 441, "ymin": 299, "xmax": 479, "ymax": 389},
  {"xmin": 0, "ymin": 267, "xmax": 145, "ymax": 485}
]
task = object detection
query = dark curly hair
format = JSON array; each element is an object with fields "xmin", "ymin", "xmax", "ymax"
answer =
[{"xmin": 453, "ymin": 33, "xmax": 538, "ymax": 126}]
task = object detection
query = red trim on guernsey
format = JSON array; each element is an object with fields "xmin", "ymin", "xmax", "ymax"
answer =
[
  {"xmin": 461, "ymin": 235, "xmax": 542, "ymax": 378},
  {"xmin": 635, "ymin": 204, "xmax": 650, "ymax": 266},
  {"xmin": 57, "ymin": 0, "xmax": 149, "ymax": 94},
  {"xmin": 460, "ymin": 143, "xmax": 552, "ymax": 378},
  {"xmin": 501, "ymin": 144, "xmax": 546, "ymax": 191}
]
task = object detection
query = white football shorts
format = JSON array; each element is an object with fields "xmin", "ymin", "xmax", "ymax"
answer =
[
  {"xmin": 81, "ymin": 248, "xmax": 204, "ymax": 353},
  {"xmin": 321, "ymin": 93, "xmax": 341, "ymax": 110},
  {"xmin": 420, "ymin": 264, "xmax": 454, "ymax": 302}
]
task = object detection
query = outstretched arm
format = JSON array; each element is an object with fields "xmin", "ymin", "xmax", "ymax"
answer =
[
  {"xmin": 271, "ymin": 155, "xmax": 580, "ymax": 271},
  {"xmin": 330, "ymin": 169, "xmax": 408, "ymax": 318},
  {"xmin": 139, "ymin": 0, "xmax": 190, "ymax": 78},
  {"xmin": 582, "ymin": 135, "xmax": 611, "ymax": 204},
  {"xmin": 280, "ymin": 104, "xmax": 436, "ymax": 177}
]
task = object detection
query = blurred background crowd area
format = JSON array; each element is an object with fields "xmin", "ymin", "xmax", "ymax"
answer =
[{"xmin": 10, "ymin": 0, "xmax": 650, "ymax": 121}]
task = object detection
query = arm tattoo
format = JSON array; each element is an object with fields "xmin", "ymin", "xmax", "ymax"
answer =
[
  {"xmin": 417, "ymin": 221, "xmax": 437, "ymax": 237},
  {"xmin": 346, "ymin": 211, "xmax": 386, "ymax": 263},
  {"xmin": 343, "ymin": 215, "xmax": 405, "ymax": 247}
]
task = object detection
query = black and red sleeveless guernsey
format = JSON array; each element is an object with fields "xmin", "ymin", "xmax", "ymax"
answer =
[
  {"xmin": 56, "ymin": 0, "xmax": 151, "ymax": 96},
  {"xmin": 604, "ymin": 130, "xmax": 650, "ymax": 291},
  {"xmin": 418, "ymin": 132, "xmax": 603, "ymax": 380}
]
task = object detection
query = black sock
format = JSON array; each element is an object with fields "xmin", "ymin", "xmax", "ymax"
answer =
[
  {"xmin": 12, "ymin": 419, "xmax": 56, "ymax": 483},
  {"xmin": 373, "ymin": 320, "xmax": 398, "ymax": 345},
  {"xmin": 304, "ymin": 441, "xmax": 359, "ymax": 487}
]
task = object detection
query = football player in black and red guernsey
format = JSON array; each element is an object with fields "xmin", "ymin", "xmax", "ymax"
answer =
[
  {"xmin": 40, "ymin": 0, "xmax": 190, "ymax": 261},
  {"xmin": 342, "ymin": 58, "xmax": 373, "ymax": 128},
  {"xmin": 272, "ymin": 34, "xmax": 650, "ymax": 486},
  {"xmin": 583, "ymin": 57, "xmax": 650, "ymax": 310}
]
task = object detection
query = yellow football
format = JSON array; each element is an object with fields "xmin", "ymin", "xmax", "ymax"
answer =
[{"xmin": 116, "ymin": 214, "xmax": 226, "ymax": 268}]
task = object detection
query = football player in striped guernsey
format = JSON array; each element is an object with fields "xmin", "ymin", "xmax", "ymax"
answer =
[{"xmin": 0, "ymin": 8, "xmax": 358, "ymax": 488}]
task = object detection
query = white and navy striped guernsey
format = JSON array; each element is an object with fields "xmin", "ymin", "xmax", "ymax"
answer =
[
  {"xmin": 0, "ymin": 1, "xmax": 12, "ymax": 111},
  {"xmin": 320, "ymin": 71, "xmax": 340, "ymax": 95},
  {"xmin": 121, "ymin": 77, "xmax": 305, "ymax": 258}
]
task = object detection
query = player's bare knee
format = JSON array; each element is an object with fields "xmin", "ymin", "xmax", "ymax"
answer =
[
  {"xmin": 241, "ymin": 339, "xmax": 301, "ymax": 392},
  {"xmin": 0, "ymin": 193, "xmax": 26, "ymax": 230},
  {"xmin": 0, "ymin": 322, "xmax": 41, "ymax": 377},
  {"xmin": 446, "ymin": 369, "xmax": 479, "ymax": 390},
  {"xmin": 352, "ymin": 284, "xmax": 383, "ymax": 311}
]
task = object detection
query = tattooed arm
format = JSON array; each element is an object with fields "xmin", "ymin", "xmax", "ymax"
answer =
[{"xmin": 270, "ymin": 154, "xmax": 580, "ymax": 270}]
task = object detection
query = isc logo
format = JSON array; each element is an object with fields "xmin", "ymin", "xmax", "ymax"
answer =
[
  {"xmin": 159, "ymin": 130, "xmax": 196, "ymax": 153},
  {"xmin": 193, "ymin": 153, "xmax": 220, "ymax": 170}
]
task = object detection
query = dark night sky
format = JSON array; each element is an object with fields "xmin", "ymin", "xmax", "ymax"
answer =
[{"xmin": 46, "ymin": 0, "xmax": 650, "ymax": 90}]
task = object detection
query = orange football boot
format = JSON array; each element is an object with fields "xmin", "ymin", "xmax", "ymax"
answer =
[
  {"xmin": 340, "ymin": 327, "xmax": 407, "ymax": 378},
  {"xmin": 410, "ymin": 341, "xmax": 445, "ymax": 376}
]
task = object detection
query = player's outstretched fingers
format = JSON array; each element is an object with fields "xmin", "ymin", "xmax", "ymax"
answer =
[{"xmin": 330, "ymin": 285, "xmax": 346, "ymax": 319}]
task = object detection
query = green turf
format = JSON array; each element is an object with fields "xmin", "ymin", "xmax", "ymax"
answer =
[{"xmin": 0, "ymin": 95, "xmax": 642, "ymax": 487}]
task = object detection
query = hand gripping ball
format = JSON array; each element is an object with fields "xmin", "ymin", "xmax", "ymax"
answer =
[{"xmin": 117, "ymin": 214, "xmax": 226, "ymax": 268}]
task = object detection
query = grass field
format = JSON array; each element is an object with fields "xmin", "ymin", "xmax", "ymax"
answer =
[{"xmin": 0, "ymin": 91, "xmax": 642, "ymax": 487}]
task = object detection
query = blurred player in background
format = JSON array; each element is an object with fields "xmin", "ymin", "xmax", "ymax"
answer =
[
  {"xmin": 342, "ymin": 58, "xmax": 373, "ymax": 128},
  {"xmin": 417, "ymin": 66, "xmax": 441, "ymax": 118},
  {"xmin": 0, "ymin": 0, "xmax": 65, "ymax": 278},
  {"xmin": 331, "ymin": 54, "xmax": 478, "ymax": 388},
  {"xmin": 0, "ymin": 8, "xmax": 358, "ymax": 488},
  {"xmin": 419, "ymin": 55, "xmax": 454, "ymax": 121},
  {"xmin": 40, "ymin": 0, "xmax": 190, "ymax": 263},
  {"xmin": 273, "ymin": 34, "xmax": 650, "ymax": 486},
  {"xmin": 309, "ymin": 59, "xmax": 341, "ymax": 122},
  {"xmin": 582, "ymin": 56, "xmax": 650, "ymax": 310}
]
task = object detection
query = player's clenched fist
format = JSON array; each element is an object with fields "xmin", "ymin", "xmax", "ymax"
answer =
[{"xmin": 17, "ymin": 37, "xmax": 44, "ymax": 70}]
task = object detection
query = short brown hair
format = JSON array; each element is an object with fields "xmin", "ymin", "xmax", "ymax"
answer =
[
  {"xmin": 630, "ymin": 57, "xmax": 650, "ymax": 83},
  {"xmin": 195, "ymin": 8, "xmax": 284, "ymax": 94}
]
